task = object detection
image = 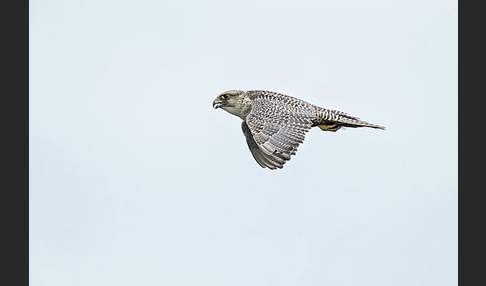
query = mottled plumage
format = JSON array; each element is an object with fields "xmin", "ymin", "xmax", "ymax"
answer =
[{"xmin": 213, "ymin": 90, "xmax": 385, "ymax": 169}]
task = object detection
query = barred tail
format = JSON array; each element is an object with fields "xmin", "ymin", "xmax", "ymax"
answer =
[{"xmin": 316, "ymin": 108, "xmax": 386, "ymax": 132}]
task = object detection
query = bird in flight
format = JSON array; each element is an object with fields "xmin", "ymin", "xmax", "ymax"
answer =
[{"xmin": 213, "ymin": 90, "xmax": 385, "ymax": 169}]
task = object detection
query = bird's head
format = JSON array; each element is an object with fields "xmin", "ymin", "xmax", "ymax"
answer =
[
  {"xmin": 212, "ymin": 90, "xmax": 244, "ymax": 109},
  {"xmin": 212, "ymin": 90, "xmax": 249, "ymax": 119}
]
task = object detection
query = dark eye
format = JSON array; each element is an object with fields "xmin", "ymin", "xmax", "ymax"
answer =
[{"xmin": 220, "ymin": 94, "xmax": 229, "ymax": 100}]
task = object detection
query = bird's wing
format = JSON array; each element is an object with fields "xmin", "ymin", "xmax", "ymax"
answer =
[
  {"xmin": 243, "ymin": 98, "xmax": 314, "ymax": 168},
  {"xmin": 241, "ymin": 122, "xmax": 286, "ymax": 169}
]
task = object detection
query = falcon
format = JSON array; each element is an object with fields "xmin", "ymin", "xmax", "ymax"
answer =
[{"xmin": 212, "ymin": 90, "xmax": 385, "ymax": 169}]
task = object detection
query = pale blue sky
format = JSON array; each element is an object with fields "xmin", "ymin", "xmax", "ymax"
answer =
[{"xmin": 30, "ymin": 0, "xmax": 457, "ymax": 285}]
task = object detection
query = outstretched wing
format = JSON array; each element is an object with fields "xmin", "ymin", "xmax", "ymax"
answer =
[
  {"xmin": 242, "ymin": 122, "xmax": 286, "ymax": 169},
  {"xmin": 242, "ymin": 97, "xmax": 314, "ymax": 169}
]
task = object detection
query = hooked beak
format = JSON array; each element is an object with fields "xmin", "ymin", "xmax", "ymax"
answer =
[{"xmin": 213, "ymin": 99, "xmax": 222, "ymax": 109}]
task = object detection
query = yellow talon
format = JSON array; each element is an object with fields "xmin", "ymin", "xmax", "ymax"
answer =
[{"xmin": 318, "ymin": 124, "xmax": 341, "ymax": 132}]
